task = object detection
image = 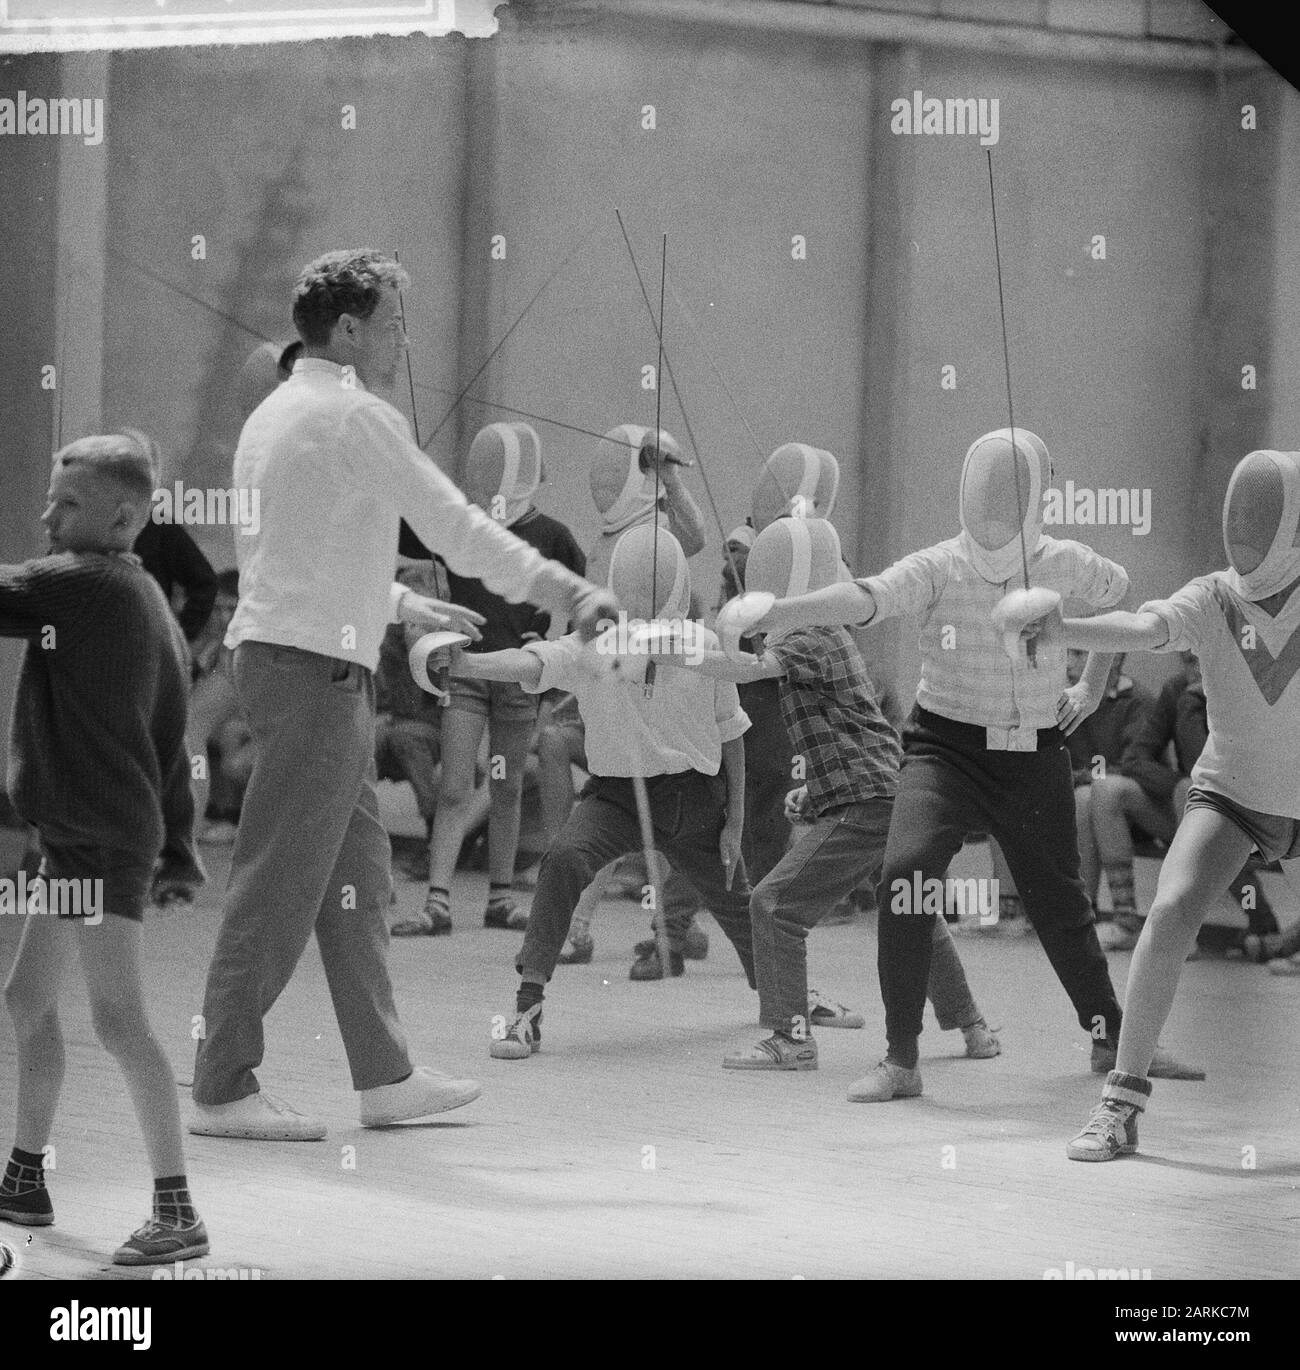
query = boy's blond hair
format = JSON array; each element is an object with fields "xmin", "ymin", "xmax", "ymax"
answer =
[{"xmin": 53, "ymin": 431, "xmax": 158, "ymax": 508}]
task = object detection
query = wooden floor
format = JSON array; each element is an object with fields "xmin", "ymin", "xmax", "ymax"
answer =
[{"xmin": 1, "ymin": 822, "xmax": 1298, "ymax": 1282}]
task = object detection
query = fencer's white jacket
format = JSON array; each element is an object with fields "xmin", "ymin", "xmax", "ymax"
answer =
[
  {"xmin": 522, "ymin": 630, "xmax": 750, "ymax": 778},
  {"xmin": 858, "ymin": 534, "xmax": 1127, "ymax": 744},
  {"xmin": 225, "ymin": 358, "xmax": 550, "ymax": 670},
  {"xmin": 1142, "ymin": 573, "xmax": 1300, "ymax": 819}
]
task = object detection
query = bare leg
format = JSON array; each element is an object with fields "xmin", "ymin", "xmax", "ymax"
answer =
[
  {"xmin": 1116, "ymin": 807, "xmax": 1253, "ymax": 1078},
  {"xmin": 485, "ymin": 715, "xmax": 536, "ymax": 888},
  {"xmin": 3, "ymin": 912, "xmax": 75, "ymax": 1153},
  {"xmin": 428, "ymin": 707, "xmax": 489, "ymax": 894},
  {"xmin": 79, "ymin": 917, "xmax": 187, "ymax": 1179}
]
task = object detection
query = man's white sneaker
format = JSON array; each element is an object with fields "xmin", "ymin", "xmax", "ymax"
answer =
[
  {"xmin": 189, "ymin": 1091, "xmax": 326, "ymax": 1141},
  {"xmin": 359, "ymin": 1066, "xmax": 482, "ymax": 1126}
]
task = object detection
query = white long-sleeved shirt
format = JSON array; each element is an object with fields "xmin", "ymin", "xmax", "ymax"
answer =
[{"xmin": 226, "ymin": 359, "xmax": 551, "ymax": 669}]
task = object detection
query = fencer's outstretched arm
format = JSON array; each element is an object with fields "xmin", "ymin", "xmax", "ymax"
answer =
[
  {"xmin": 654, "ymin": 646, "xmax": 786, "ymax": 684},
  {"xmin": 443, "ymin": 646, "xmax": 544, "ymax": 690},
  {"xmin": 757, "ymin": 582, "xmax": 877, "ymax": 639},
  {"xmin": 1048, "ymin": 609, "xmax": 1169, "ymax": 654}
]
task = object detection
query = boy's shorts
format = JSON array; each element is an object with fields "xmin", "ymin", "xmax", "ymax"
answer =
[
  {"xmin": 38, "ymin": 840, "xmax": 154, "ymax": 922},
  {"xmin": 447, "ymin": 677, "xmax": 539, "ymax": 725},
  {"xmin": 1183, "ymin": 786, "xmax": 1300, "ymax": 864}
]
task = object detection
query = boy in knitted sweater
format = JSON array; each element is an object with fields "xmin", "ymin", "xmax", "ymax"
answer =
[{"xmin": 0, "ymin": 435, "xmax": 208, "ymax": 1266}]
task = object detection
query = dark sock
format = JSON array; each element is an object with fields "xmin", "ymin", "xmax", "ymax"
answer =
[
  {"xmin": 153, "ymin": 1175, "xmax": 198, "ymax": 1226},
  {"xmin": 2, "ymin": 1146, "xmax": 46, "ymax": 1196},
  {"xmin": 515, "ymin": 982, "xmax": 543, "ymax": 1039},
  {"xmin": 516, "ymin": 981, "xmax": 544, "ymax": 1014}
]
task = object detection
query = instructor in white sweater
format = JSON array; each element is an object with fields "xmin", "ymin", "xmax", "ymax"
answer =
[{"xmin": 191, "ymin": 249, "xmax": 617, "ymax": 1140}]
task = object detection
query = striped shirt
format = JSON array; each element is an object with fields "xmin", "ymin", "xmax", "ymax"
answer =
[
  {"xmin": 858, "ymin": 535, "xmax": 1127, "ymax": 744},
  {"xmin": 766, "ymin": 625, "xmax": 901, "ymax": 817}
]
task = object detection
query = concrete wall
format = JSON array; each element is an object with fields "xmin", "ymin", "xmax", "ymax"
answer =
[
  {"xmin": 3, "ymin": 2, "xmax": 1297, "ymax": 789},
  {"xmin": 0, "ymin": 51, "xmax": 62, "ymax": 795}
]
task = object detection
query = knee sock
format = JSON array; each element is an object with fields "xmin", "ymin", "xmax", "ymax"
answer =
[
  {"xmin": 1103, "ymin": 862, "xmax": 1137, "ymax": 921},
  {"xmin": 1101, "ymin": 1069, "xmax": 1151, "ymax": 1112},
  {"xmin": 153, "ymin": 1175, "xmax": 199, "ymax": 1227},
  {"xmin": 1, "ymin": 1146, "xmax": 46, "ymax": 1197}
]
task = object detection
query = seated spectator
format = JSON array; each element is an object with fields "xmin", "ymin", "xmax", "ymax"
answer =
[{"xmin": 1090, "ymin": 649, "xmax": 1280, "ymax": 952}]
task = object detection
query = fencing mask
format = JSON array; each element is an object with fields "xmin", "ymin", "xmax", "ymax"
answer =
[
  {"xmin": 958, "ymin": 428, "xmax": 1050, "ymax": 584},
  {"xmin": 751, "ymin": 443, "xmax": 840, "ymax": 533},
  {"xmin": 590, "ymin": 424, "xmax": 655, "ymax": 536},
  {"xmin": 744, "ymin": 516, "xmax": 845, "ymax": 625},
  {"xmin": 1222, "ymin": 449, "xmax": 1300, "ymax": 602},
  {"xmin": 607, "ymin": 523, "xmax": 692, "ymax": 622},
  {"xmin": 463, "ymin": 422, "xmax": 544, "ymax": 527},
  {"xmin": 236, "ymin": 339, "xmax": 303, "ymax": 423}
]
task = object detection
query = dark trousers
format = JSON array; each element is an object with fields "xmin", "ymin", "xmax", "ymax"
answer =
[
  {"xmin": 744, "ymin": 768, "xmax": 793, "ymax": 888},
  {"xmin": 877, "ymin": 709, "xmax": 1122, "ymax": 1063},
  {"xmin": 753, "ymin": 797, "xmax": 981, "ymax": 1036},
  {"xmin": 517, "ymin": 770, "xmax": 756, "ymax": 986}
]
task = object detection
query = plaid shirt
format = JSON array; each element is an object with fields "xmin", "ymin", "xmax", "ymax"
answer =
[
  {"xmin": 767, "ymin": 625, "xmax": 901, "ymax": 818},
  {"xmin": 859, "ymin": 534, "xmax": 1127, "ymax": 742}
]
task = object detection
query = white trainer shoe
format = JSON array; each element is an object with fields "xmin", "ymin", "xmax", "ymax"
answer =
[
  {"xmin": 359, "ymin": 1066, "xmax": 482, "ymax": 1126},
  {"xmin": 189, "ymin": 1090, "xmax": 326, "ymax": 1141}
]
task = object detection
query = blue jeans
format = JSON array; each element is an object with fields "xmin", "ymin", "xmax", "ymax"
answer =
[{"xmin": 752, "ymin": 798, "xmax": 980, "ymax": 1036}]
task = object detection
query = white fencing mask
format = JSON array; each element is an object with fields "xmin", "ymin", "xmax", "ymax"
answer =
[
  {"xmin": 464, "ymin": 422, "xmax": 544, "ymax": 527},
  {"xmin": 958, "ymin": 428, "xmax": 1049, "ymax": 584},
  {"xmin": 1222, "ymin": 450, "xmax": 1300, "ymax": 602},
  {"xmin": 744, "ymin": 517, "xmax": 845, "ymax": 632},
  {"xmin": 590, "ymin": 423, "xmax": 654, "ymax": 536},
  {"xmin": 607, "ymin": 523, "xmax": 691, "ymax": 621},
  {"xmin": 236, "ymin": 339, "xmax": 301, "ymax": 423},
  {"xmin": 752, "ymin": 443, "xmax": 839, "ymax": 533}
]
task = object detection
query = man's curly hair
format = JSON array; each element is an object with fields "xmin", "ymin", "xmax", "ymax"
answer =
[{"xmin": 291, "ymin": 249, "xmax": 410, "ymax": 347}]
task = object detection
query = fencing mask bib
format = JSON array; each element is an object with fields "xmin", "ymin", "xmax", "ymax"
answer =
[
  {"xmin": 958, "ymin": 428, "xmax": 1050, "ymax": 584},
  {"xmin": 752, "ymin": 443, "xmax": 840, "ymax": 533},
  {"xmin": 607, "ymin": 523, "xmax": 692, "ymax": 622},
  {"xmin": 464, "ymin": 422, "xmax": 544, "ymax": 527},
  {"xmin": 1222, "ymin": 450, "xmax": 1300, "ymax": 602}
]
